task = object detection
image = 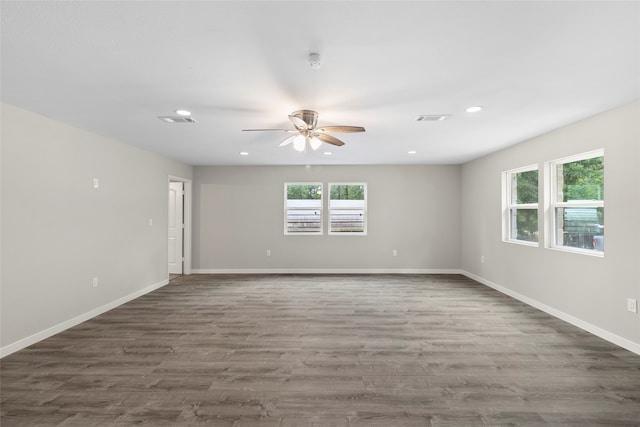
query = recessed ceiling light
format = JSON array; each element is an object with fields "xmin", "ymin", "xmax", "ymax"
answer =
[
  {"xmin": 465, "ymin": 106, "xmax": 483, "ymax": 113},
  {"xmin": 408, "ymin": 150, "xmax": 417, "ymax": 154},
  {"xmin": 175, "ymin": 109, "xmax": 191, "ymax": 116},
  {"xmin": 239, "ymin": 151, "xmax": 249, "ymax": 156},
  {"xmin": 323, "ymin": 151, "xmax": 332, "ymax": 156}
]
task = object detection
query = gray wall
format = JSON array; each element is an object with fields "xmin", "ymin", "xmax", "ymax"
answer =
[
  {"xmin": 461, "ymin": 101, "xmax": 640, "ymax": 349},
  {"xmin": 1, "ymin": 103, "xmax": 193, "ymax": 352},
  {"xmin": 3, "ymin": 100, "xmax": 638, "ymax": 355},
  {"xmin": 193, "ymin": 165, "xmax": 461, "ymax": 272}
]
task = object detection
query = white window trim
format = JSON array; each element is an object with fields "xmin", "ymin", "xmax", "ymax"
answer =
[
  {"xmin": 328, "ymin": 182, "xmax": 367, "ymax": 236},
  {"xmin": 502, "ymin": 164, "xmax": 539, "ymax": 247},
  {"xmin": 544, "ymin": 149, "xmax": 604, "ymax": 257},
  {"xmin": 284, "ymin": 182, "xmax": 323, "ymax": 235}
]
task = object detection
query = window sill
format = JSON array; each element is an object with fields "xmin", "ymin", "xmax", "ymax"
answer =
[
  {"xmin": 548, "ymin": 246, "xmax": 604, "ymax": 258},
  {"xmin": 503, "ymin": 239, "xmax": 539, "ymax": 248},
  {"xmin": 328, "ymin": 232, "xmax": 367, "ymax": 236},
  {"xmin": 285, "ymin": 232, "xmax": 323, "ymax": 236}
]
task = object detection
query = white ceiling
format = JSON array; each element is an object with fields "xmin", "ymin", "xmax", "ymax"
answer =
[{"xmin": 2, "ymin": 1, "xmax": 639, "ymax": 166}]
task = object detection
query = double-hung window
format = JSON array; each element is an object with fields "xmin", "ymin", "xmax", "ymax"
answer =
[
  {"xmin": 328, "ymin": 183, "xmax": 367, "ymax": 235},
  {"xmin": 548, "ymin": 150, "xmax": 604, "ymax": 254},
  {"xmin": 503, "ymin": 165, "xmax": 539, "ymax": 244},
  {"xmin": 284, "ymin": 183, "xmax": 323, "ymax": 234}
]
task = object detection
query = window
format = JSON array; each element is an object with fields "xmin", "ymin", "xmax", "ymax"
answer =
[
  {"xmin": 283, "ymin": 182, "xmax": 367, "ymax": 235},
  {"xmin": 548, "ymin": 150, "xmax": 604, "ymax": 254},
  {"xmin": 284, "ymin": 183, "xmax": 323, "ymax": 234},
  {"xmin": 328, "ymin": 183, "xmax": 367, "ymax": 235},
  {"xmin": 503, "ymin": 166, "xmax": 539, "ymax": 244}
]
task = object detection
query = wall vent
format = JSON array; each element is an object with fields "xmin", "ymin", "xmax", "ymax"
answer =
[
  {"xmin": 158, "ymin": 116, "xmax": 198, "ymax": 123},
  {"xmin": 415, "ymin": 114, "xmax": 450, "ymax": 122}
]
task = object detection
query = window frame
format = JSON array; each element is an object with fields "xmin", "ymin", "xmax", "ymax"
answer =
[
  {"xmin": 328, "ymin": 182, "xmax": 368, "ymax": 236},
  {"xmin": 502, "ymin": 164, "xmax": 539, "ymax": 247},
  {"xmin": 284, "ymin": 182, "xmax": 323, "ymax": 235},
  {"xmin": 545, "ymin": 149, "xmax": 604, "ymax": 257}
]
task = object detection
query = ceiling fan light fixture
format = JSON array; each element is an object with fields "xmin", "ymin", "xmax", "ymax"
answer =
[
  {"xmin": 293, "ymin": 135, "xmax": 306, "ymax": 152},
  {"xmin": 175, "ymin": 109, "xmax": 191, "ymax": 116},
  {"xmin": 309, "ymin": 137, "xmax": 322, "ymax": 150},
  {"xmin": 245, "ymin": 109, "xmax": 364, "ymax": 152}
]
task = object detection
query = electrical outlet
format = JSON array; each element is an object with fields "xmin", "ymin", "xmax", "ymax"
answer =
[
  {"xmin": 92, "ymin": 277, "xmax": 98, "ymax": 288},
  {"xmin": 92, "ymin": 178, "xmax": 99, "ymax": 189},
  {"xmin": 266, "ymin": 249, "xmax": 271, "ymax": 257},
  {"xmin": 627, "ymin": 298, "xmax": 637, "ymax": 313},
  {"xmin": 392, "ymin": 249, "xmax": 398, "ymax": 257},
  {"xmin": 481, "ymin": 255, "xmax": 485, "ymax": 263}
]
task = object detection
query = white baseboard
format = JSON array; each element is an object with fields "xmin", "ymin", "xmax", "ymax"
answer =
[
  {"xmin": 191, "ymin": 268, "xmax": 463, "ymax": 275},
  {"xmin": 0, "ymin": 279, "xmax": 169, "ymax": 359},
  {"xmin": 461, "ymin": 270, "xmax": 640, "ymax": 356}
]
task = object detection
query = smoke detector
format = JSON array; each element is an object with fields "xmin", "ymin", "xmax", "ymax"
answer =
[{"xmin": 309, "ymin": 52, "xmax": 321, "ymax": 69}]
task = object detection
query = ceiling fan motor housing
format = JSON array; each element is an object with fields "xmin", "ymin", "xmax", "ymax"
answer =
[{"xmin": 291, "ymin": 110, "xmax": 318, "ymax": 129}]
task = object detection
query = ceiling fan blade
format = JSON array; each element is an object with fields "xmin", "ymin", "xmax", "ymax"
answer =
[
  {"xmin": 288, "ymin": 115, "xmax": 309, "ymax": 131},
  {"xmin": 316, "ymin": 126, "xmax": 365, "ymax": 133},
  {"xmin": 242, "ymin": 128, "xmax": 294, "ymax": 132},
  {"xmin": 314, "ymin": 133, "xmax": 345, "ymax": 147}
]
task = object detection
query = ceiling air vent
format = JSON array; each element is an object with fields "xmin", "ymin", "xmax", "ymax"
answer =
[
  {"xmin": 415, "ymin": 114, "xmax": 450, "ymax": 122},
  {"xmin": 158, "ymin": 116, "xmax": 198, "ymax": 123}
]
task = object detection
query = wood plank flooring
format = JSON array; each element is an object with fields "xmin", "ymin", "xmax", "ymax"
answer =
[{"xmin": 2, "ymin": 274, "xmax": 640, "ymax": 426}]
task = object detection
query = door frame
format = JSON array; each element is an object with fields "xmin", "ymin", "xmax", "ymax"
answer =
[{"xmin": 168, "ymin": 175, "xmax": 192, "ymax": 275}]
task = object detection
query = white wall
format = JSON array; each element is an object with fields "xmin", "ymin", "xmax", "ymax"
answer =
[
  {"xmin": 193, "ymin": 165, "xmax": 461, "ymax": 272},
  {"xmin": 461, "ymin": 101, "xmax": 640, "ymax": 352},
  {"xmin": 1, "ymin": 104, "xmax": 193, "ymax": 355}
]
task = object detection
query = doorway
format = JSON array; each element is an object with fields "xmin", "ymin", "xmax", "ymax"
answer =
[
  {"xmin": 168, "ymin": 181, "xmax": 184, "ymax": 276},
  {"xmin": 168, "ymin": 176, "xmax": 192, "ymax": 279}
]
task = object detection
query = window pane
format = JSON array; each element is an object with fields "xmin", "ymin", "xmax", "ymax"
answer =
[
  {"xmin": 285, "ymin": 183, "xmax": 322, "ymax": 234},
  {"xmin": 511, "ymin": 170, "xmax": 538, "ymax": 204},
  {"xmin": 287, "ymin": 184, "xmax": 322, "ymax": 200},
  {"xmin": 557, "ymin": 156, "xmax": 604, "ymax": 202},
  {"xmin": 286, "ymin": 209, "xmax": 322, "ymax": 233},
  {"xmin": 555, "ymin": 207, "xmax": 604, "ymax": 250},
  {"xmin": 330, "ymin": 204, "xmax": 365, "ymax": 233},
  {"xmin": 330, "ymin": 184, "xmax": 365, "ymax": 202},
  {"xmin": 509, "ymin": 208, "xmax": 538, "ymax": 242},
  {"xmin": 329, "ymin": 184, "xmax": 366, "ymax": 234}
]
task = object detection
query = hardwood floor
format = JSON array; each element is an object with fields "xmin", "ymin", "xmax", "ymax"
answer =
[{"xmin": 2, "ymin": 274, "xmax": 640, "ymax": 426}]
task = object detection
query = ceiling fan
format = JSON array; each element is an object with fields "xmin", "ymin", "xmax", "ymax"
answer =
[{"xmin": 242, "ymin": 110, "xmax": 365, "ymax": 151}]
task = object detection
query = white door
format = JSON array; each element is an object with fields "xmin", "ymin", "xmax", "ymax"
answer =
[{"xmin": 168, "ymin": 181, "xmax": 184, "ymax": 274}]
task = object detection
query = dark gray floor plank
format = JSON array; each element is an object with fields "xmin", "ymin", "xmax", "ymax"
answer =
[{"xmin": 2, "ymin": 274, "xmax": 640, "ymax": 426}]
